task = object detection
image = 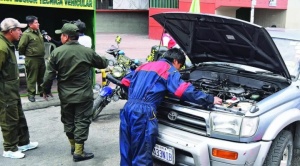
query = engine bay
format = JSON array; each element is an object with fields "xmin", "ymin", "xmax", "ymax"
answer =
[{"xmin": 177, "ymin": 67, "xmax": 290, "ymax": 114}]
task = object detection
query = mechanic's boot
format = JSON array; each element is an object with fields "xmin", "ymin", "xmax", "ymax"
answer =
[
  {"xmin": 73, "ymin": 143, "xmax": 94, "ymax": 162},
  {"xmin": 68, "ymin": 139, "xmax": 75, "ymax": 155}
]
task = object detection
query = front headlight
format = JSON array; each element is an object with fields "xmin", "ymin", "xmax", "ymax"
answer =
[
  {"xmin": 108, "ymin": 60, "xmax": 115, "ymax": 66},
  {"xmin": 211, "ymin": 113, "xmax": 242, "ymax": 136},
  {"xmin": 112, "ymin": 66, "xmax": 125, "ymax": 78},
  {"xmin": 240, "ymin": 117, "xmax": 259, "ymax": 137},
  {"xmin": 210, "ymin": 112, "xmax": 259, "ymax": 137}
]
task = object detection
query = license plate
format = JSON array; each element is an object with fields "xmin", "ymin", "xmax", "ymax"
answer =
[{"xmin": 152, "ymin": 144, "xmax": 175, "ymax": 165}]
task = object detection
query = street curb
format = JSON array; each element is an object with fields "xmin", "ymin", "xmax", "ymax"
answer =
[
  {"xmin": 22, "ymin": 96, "xmax": 61, "ymax": 111},
  {"xmin": 22, "ymin": 91, "xmax": 99, "ymax": 111}
]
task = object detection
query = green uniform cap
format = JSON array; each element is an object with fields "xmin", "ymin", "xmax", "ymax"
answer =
[{"xmin": 55, "ymin": 23, "xmax": 79, "ymax": 36}]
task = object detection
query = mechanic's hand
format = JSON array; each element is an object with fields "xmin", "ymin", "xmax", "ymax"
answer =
[
  {"xmin": 43, "ymin": 92, "xmax": 53, "ymax": 101},
  {"xmin": 213, "ymin": 96, "xmax": 222, "ymax": 105}
]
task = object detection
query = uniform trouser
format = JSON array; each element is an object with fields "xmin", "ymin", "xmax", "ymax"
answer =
[
  {"xmin": 60, "ymin": 100, "xmax": 93, "ymax": 144},
  {"xmin": 0, "ymin": 100, "xmax": 30, "ymax": 151},
  {"xmin": 25, "ymin": 57, "xmax": 46, "ymax": 96},
  {"xmin": 120, "ymin": 101, "xmax": 158, "ymax": 166}
]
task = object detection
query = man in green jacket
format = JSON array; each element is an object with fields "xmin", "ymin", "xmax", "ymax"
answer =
[
  {"xmin": 0, "ymin": 18, "xmax": 38, "ymax": 159},
  {"xmin": 42, "ymin": 23, "xmax": 108, "ymax": 162},
  {"xmin": 18, "ymin": 15, "xmax": 46, "ymax": 102}
]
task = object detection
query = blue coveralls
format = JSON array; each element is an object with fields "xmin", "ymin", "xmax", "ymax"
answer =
[{"xmin": 120, "ymin": 59, "xmax": 214, "ymax": 166}]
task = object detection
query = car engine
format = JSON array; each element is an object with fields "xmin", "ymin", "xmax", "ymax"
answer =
[{"xmin": 177, "ymin": 67, "xmax": 288, "ymax": 112}]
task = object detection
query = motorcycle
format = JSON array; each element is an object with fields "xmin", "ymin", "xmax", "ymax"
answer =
[
  {"xmin": 146, "ymin": 45, "xmax": 192, "ymax": 69},
  {"xmin": 92, "ymin": 36, "xmax": 140, "ymax": 120},
  {"xmin": 146, "ymin": 45, "xmax": 168, "ymax": 62}
]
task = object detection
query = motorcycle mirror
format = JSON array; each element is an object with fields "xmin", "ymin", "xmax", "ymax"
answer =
[
  {"xmin": 115, "ymin": 36, "xmax": 122, "ymax": 45},
  {"xmin": 134, "ymin": 59, "xmax": 140, "ymax": 65}
]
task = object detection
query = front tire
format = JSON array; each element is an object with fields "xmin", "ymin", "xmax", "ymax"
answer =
[
  {"xmin": 92, "ymin": 96, "xmax": 106, "ymax": 121},
  {"xmin": 263, "ymin": 130, "xmax": 293, "ymax": 166}
]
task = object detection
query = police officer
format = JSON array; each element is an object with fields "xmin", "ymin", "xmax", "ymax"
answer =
[
  {"xmin": 45, "ymin": 19, "xmax": 92, "ymax": 48},
  {"xmin": 42, "ymin": 23, "xmax": 108, "ymax": 162},
  {"xmin": 73, "ymin": 19, "xmax": 92, "ymax": 48},
  {"xmin": 18, "ymin": 15, "xmax": 46, "ymax": 102},
  {"xmin": 0, "ymin": 18, "xmax": 38, "ymax": 159},
  {"xmin": 120, "ymin": 48, "xmax": 222, "ymax": 165}
]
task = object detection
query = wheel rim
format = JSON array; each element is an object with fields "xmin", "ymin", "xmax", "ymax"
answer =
[{"xmin": 280, "ymin": 144, "xmax": 291, "ymax": 165}]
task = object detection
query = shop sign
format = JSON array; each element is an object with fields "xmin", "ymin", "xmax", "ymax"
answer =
[{"xmin": 0, "ymin": 0, "xmax": 94, "ymax": 10}]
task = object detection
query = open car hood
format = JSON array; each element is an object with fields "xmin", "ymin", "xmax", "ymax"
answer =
[{"xmin": 152, "ymin": 12, "xmax": 291, "ymax": 79}]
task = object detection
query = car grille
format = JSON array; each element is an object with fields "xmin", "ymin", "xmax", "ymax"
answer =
[{"xmin": 157, "ymin": 100, "xmax": 209, "ymax": 136}]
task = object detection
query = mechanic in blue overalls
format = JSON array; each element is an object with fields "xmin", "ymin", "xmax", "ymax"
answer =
[{"xmin": 120, "ymin": 48, "xmax": 222, "ymax": 166}]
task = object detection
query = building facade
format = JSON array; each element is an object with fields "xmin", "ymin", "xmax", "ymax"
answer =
[{"xmin": 96, "ymin": 0, "xmax": 299, "ymax": 39}]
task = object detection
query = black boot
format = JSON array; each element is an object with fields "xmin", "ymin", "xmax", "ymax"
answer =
[
  {"xmin": 73, "ymin": 151, "xmax": 94, "ymax": 162},
  {"xmin": 28, "ymin": 95, "xmax": 35, "ymax": 102},
  {"xmin": 73, "ymin": 143, "xmax": 94, "ymax": 162}
]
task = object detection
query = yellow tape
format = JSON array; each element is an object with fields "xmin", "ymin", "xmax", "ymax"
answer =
[{"xmin": 100, "ymin": 69, "xmax": 107, "ymax": 86}]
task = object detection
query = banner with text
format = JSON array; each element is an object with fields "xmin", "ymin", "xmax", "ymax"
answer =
[{"xmin": 0, "ymin": 0, "xmax": 94, "ymax": 10}]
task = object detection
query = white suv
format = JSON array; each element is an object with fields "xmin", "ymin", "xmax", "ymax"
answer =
[{"xmin": 151, "ymin": 12, "xmax": 300, "ymax": 166}]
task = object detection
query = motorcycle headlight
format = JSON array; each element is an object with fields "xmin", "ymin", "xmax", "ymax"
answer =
[
  {"xmin": 112, "ymin": 66, "xmax": 125, "ymax": 78},
  {"xmin": 108, "ymin": 60, "xmax": 115, "ymax": 66},
  {"xmin": 210, "ymin": 112, "xmax": 259, "ymax": 137}
]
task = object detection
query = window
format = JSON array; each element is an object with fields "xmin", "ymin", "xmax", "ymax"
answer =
[{"xmin": 96, "ymin": 0, "xmax": 113, "ymax": 9}]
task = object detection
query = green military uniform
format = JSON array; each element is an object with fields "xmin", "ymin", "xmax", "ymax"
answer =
[
  {"xmin": 18, "ymin": 28, "xmax": 45, "ymax": 97},
  {"xmin": 0, "ymin": 32, "xmax": 30, "ymax": 151},
  {"xmin": 42, "ymin": 40, "xmax": 108, "ymax": 144}
]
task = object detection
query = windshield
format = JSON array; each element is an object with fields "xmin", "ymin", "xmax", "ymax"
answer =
[{"xmin": 272, "ymin": 38, "xmax": 300, "ymax": 78}]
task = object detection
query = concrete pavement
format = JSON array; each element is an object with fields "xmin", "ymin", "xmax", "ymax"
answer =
[{"xmin": 0, "ymin": 100, "xmax": 125, "ymax": 166}]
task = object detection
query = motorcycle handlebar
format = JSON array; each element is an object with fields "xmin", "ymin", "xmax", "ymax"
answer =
[{"xmin": 106, "ymin": 73, "xmax": 123, "ymax": 86}]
